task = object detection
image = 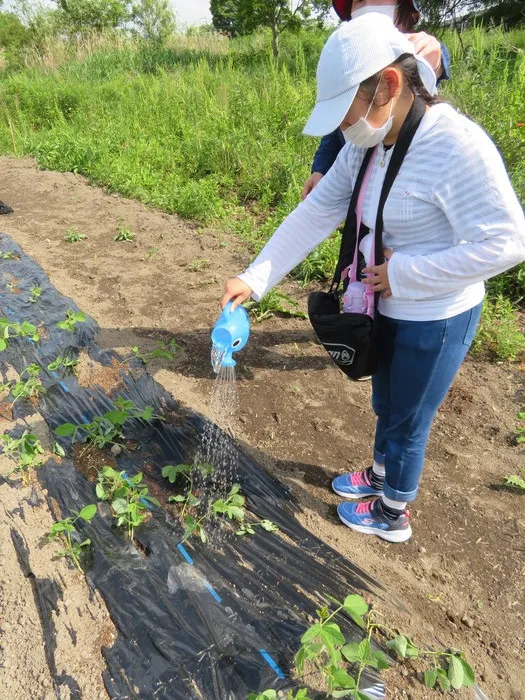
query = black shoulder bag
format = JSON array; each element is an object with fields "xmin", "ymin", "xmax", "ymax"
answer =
[{"xmin": 307, "ymin": 96, "xmax": 427, "ymax": 380}]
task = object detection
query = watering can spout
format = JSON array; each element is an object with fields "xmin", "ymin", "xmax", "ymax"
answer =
[{"xmin": 211, "ymin": 301, "xmax": 250, "ymax": 371}]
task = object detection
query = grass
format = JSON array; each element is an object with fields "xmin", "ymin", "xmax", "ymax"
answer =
[{"xmin": 0, "ymin": 25, "xmax": 523, "ymax": 357}]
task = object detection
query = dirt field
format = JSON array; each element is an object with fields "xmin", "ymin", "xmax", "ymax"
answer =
[{"xmin": 0, "ymin": 156, "xmax": 523, "ymax": 699}]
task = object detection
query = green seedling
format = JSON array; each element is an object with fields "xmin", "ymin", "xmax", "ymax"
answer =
[
  {"xmin": 56, "ymin": 309, "xmax": 86, "ymax": 333},
  {"xmin": 65, "ymin": 227, "xmax": 87, "ymax": 243},
  {"xmin": 505, "ymin": 468, "xmax": 525, "ymax": 491},
  {"xmin": 255, "ymin": 592, "xmax": 475, "ymax": 700},
  {"xmin": 236, "ymin": 519, "xmax": 279, "ymax": 536},
  {"xmin": 114, "ymin": 219, "xmax": 134, "ymax": 242},
  {"xmin": 0, "ymin": 430, "xmax": 45, "ymax": 480},
  {"xmin": 0, "ymin": 250, "xmax": 19, "ymax": 260},
  {"xmin": 55, "ymin": 396, "xmax": 162, "ymax": 453},
  {"xmin": 0, "ymin": 318, "xmax": 39, "ymax": 352},
  {"xmin": 187, "ymin": 258, "xmax": 210, "ymax": 272},
  {"xmin": 9, "ymin": 363, "xmax": 45, "ymax": 403},
  {"xmin": 29, "ymin": 285, "xmax": 43, "ymax": 303},
  {"xmin": 244, "ymin": 289, "xmax": 307, "ymax": 323},
  {"xmin": 129, "ymin": 338, "xmax": 180, "ymax": 364},
  {"xmin": 47, "ymin": 355, "xmax": 79, "ymax": 373},
  {"xmin": 48, "ymin": 504, "xmax": 96, "ymax": 570},
  {"xmin": 164, "ymin": 460, "xmax": 214, "ymax": 517},
  {"xmin": 96, "ymin": 466, "xmax": 160, "ymax": 538},
  {"xmin": 146, "ymin": 247, "xmax": 158, "ymax": 259}
]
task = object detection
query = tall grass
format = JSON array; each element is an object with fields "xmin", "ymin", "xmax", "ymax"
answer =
[{"xmin": 0, "ymin": 25, "xmax": 523, "ymax": 356}]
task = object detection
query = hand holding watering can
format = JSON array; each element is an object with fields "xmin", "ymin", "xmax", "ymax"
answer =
[{"xmin": 211, "ymin": 278, "xmax": 253, "ymax": 369}]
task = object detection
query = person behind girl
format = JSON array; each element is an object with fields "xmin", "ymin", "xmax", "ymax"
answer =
[
  {"xmin": 219, "ymin": 14, "xmax": 525, "ymax": 543},
  {"xmin": 301, "ymin": 0, "xmax": 450, "ymax": 200}
]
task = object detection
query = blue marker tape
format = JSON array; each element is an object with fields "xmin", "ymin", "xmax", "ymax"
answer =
[
  {"xmin": 204, "ymin": 584, "xmax": 222, "ymax": 603},
  {"xmin": 259, "ymin": 649, "xmax": 285, "ymax": 680},
  {"xmin": 59, "ymin": 381, "xmax": 70, "ymax": 394},
  {"xmin": 177, "ymin": 543, "xmax": 194, "ymax": 565}
]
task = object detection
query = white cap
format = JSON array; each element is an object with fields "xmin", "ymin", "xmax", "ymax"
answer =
[{"xmin": 303, "ymin": 14, "xmax": 437, "ymax": 137}]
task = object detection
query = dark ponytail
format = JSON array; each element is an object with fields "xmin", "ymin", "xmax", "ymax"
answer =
[{"xmin": 359, "ymin": 54, "xmax": 442, "ymax": 107}]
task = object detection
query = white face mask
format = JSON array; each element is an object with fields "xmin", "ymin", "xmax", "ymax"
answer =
[
  {"xmin": 351, "ymin": 5, "xmax": 397, "ymax": 21},
  {"xmin": 342, "ymin": 80, "xmax": 395, "ymax": 148}
]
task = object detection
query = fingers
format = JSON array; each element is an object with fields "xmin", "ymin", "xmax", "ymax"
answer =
[
  {"xmin": 381, "ymin": 289, "xmax": 392, "ymax": 299},
  {"xmin": 383, "ymin": 247, "xmax": 393, "ymax": 260},
  {"xmin": 221, "ymin": 278, "xmax": 253, "ymax": 310},
  {"xmin": 301, "ymin": 172, "xmax": 323, "ymax": 200},
  {"xmin": 406, "ymin": 31, "xmax": 441, "ymax": 71}
]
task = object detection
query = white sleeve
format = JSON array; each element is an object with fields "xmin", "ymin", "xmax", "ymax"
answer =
[
  {"xmin": 238, "ymin": 145, "xmax": 360, "ymax": 300},
  {"xmin": 387, "ymin": 131, "xmax": 525, "ymax": 300}
]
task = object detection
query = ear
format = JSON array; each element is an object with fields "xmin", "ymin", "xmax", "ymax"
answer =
[{"xmin": 381, "ymin": 66, "xmax": 403, "ymax": 100}]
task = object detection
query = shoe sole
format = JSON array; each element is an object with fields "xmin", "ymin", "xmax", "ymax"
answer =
[
  {"xmin": 332, "ymin": 485, "xmax": 383, "ymax": 500},
  {"xmin": 338, "ymin": 512, "xmax": 412, "ymax": 543}
]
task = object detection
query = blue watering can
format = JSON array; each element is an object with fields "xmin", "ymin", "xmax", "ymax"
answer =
[{"xmin": 211, "ymin": 301, "xmax": 250, "ymax": 369}]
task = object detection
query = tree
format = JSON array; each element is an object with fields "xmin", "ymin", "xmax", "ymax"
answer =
[
  {"xmin": 418, "ymin": 0, "xmax": 524, "ymax": 27},
  {"xmin": 55, "ymin": 0, "xmax": 131, "ymax": 33},
  {"xmin": 0, "ymin": 11, "xmax": 30, "ymax": 55},
  {"xmin": 132, "ymin": 0, "xmax": 176, "ymax": 44},
  {"xmin": 211, "ymin": 0, "xmax": 332, "ymax": 57}
]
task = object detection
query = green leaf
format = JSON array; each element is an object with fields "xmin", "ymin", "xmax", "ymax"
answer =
[
  {"xmin": 295, "ymin": 646, "xmax": 307, "ymax": 675},
  {"xmin": 357, "ymin": 638, "xmax": 371, "ymax": 661},
  {"xmin": 169, "ymin": 494, "xmax": 186, "ymax": 503},
  {"xmin": 320, "ymin": 623, "xmax": 345, "ymax": 647},
  {"xmin": 78, "ymin": 504, "xmax": 97, "ymax": 521},
  {"xmin": 386, "ymin": 635, "xmax": 408, "ymax": 658},
  {"xmin": 424, "ymin": 668, "xmax": 438, "ymax": 688},
  {"xmin": 53, "ymin": 442, "xmax": 66, "ymax": 457},
  {"xmin": 370, "ymin": 650, "xmax": 389, "ymax": 670},
  {"xmin": 95, "ymin": 483, "xmax": 108, "ymax": 500},
  {"xmin": 330, "ymin": 691, "xmax": 354, "ymax": 699},
  {"xmin": 187, "ymin": 493, "xmax": 200, "ymax": 506},
  {"xmin": 343, "ymin": 594, "xmax": 368, "ymax": 628},
  {"xmin": 459, "ymin": 657, "xmax": 475, "ymax": 687},
  {"xmin": 326, "ymin": 666, "xmax": 357, "ymax": 688},
  {"xmin": 259, "ymin": 519, "xmax": 278, "ymax": 532},
  {"xmin": 54, "ymin": 422, "xmax": 77, "ymax": 437},
  {"xmin": 405, "ymin": 639, "xmax": 419, "ymax": 659},
  {"xmin": 301, "ymin": 623, "xmax": 323, "ymax": 644},
  {"xmin": 112, "ymin": 498, "xmax": 128, "ymax": 514},
  {"xmin": 227, "ymin": 506, "xmax": 245, "ymax": 521},
  {"xmin": 448, "ymin": 655, "xmax": 464, "ymax": 689},
  {"xmin": 0, "ymin": 338, "xmax": 6, "ymax": 351},
  {"xmin": 436, "ymin": 667, "xmax": 451, "ymax": 691},
  {"xmin": 341, "ymin": 642, "xmax": 361, "ymax": 664}
]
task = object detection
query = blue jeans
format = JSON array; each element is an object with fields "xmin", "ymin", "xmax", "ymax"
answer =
[{"xmin": 372, "ymin": 303, "xmax": 482, "ymax": 502}]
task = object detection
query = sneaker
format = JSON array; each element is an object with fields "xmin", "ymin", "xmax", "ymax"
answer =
[
  {"xmin": 337, "ymin": 498, "xmax": 412, "ymax": 543},
  {"xmin": 332, "ymin": 467, "xmax": 383, "ymax": 499}
]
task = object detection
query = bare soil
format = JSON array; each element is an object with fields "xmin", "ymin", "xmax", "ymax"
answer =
[{"xmin": 0, "ymin": 156, "xmax": 524, "ymax": 700}]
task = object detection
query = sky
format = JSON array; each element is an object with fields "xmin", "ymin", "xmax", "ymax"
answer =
[{"xmin": 171, "ymin": 0, "xmax": 212, "ymax": 27}]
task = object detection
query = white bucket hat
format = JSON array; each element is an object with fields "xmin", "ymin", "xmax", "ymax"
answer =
[{"xmin": 303, "ymin": 13, "xmax": 437, "ymax": 137}]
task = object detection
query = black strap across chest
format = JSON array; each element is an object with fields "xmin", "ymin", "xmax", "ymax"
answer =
[{"xmin": 331, "ymin": 96, "xmax": 427, "ymax": 292}]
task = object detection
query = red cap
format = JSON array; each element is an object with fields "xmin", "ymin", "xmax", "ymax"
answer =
[{"xmin": 333, "ymin": 0, "xmax": 352, "ymax": 21}]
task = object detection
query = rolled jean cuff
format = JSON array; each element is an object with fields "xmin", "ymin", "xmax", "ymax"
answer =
[
  {"xmin": 373, "ymin": 448, "xmax": 385, "ymax": 465},
  {"xmin": 383, "ymin": 482, "xmax": 418, "ymax": 502}
]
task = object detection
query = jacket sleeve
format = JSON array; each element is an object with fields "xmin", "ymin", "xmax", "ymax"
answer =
[
  {"xmin": 387, "ymin": 131, "xmax": 525, "ymax": 301},
  {"xmin": 239, "ymin": 146, "xmax": 358, "ymax": 300},
  {"xmin": 311, "ymin": 129, "xmax": 346, "ymax": 175},
  {"xmin": 437, "ymin": 42, "xmax": 451, "ymax": 84}
]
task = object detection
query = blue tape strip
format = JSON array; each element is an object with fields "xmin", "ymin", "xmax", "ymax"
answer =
[
  {"xmin": 259, "ymin": 650, "xmax": 285, "ymax": 680},
  {"xmin": 204, "ymin": 584, "xmax": 222, "ymax": 603},
  {"xmin": 177, "ymin": 543, "xmax": 194, "ymax": 565},
  {"xmin": 59, "ymin": 381, "xmax": 70, "ymax": 394}
]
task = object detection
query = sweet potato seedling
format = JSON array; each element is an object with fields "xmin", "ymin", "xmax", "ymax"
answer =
[
  {"xmin": 65, "ymin": 227, "xmax": 87, "ymax": 243},
  {"xmin": 56, "ymin": 309, "xmax": 86, "ymax": 332},
  {"xmin": 48, "ymin": 504, "xmax": 97, "ymax": 570},
  {"xmin": 29, "ymin": 285, "xmax": 43, "ymax": 303},
  {"xmin": 6, "ymin": 363, "xmax": 45, "ymax": 404},
  {"xmin": 129, "ymin": 338, "xmax": 180, "ymax": 364},
  {"xmin": 0, "ymin": 250, "xmax": 19, "ymax": 260},
  {"xmin": 114, "ymin": 219, "xmax": 134, "ymax": 242},
  {"xmin": 96, "ymin": 467, "xmax": 160, "ymax": 538},
  {"xmin": 0, "ymin": 318, "xmax": 40, "ymax": 351},
  {"xmin": 47, "ymin": 354, "xmax": 79, "ymax": 373},
  {"xmin": 55, "ymin": 397, "xmax": 163, "ymax": 453},
  {"xmin": 0, "ymin": 430, "xmax": 45, "ymax": 480}
]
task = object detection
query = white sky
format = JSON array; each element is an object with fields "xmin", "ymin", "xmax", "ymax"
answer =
[{"xmin": 172, "ymin": 0, "xmax": 212, "ymax": 27}]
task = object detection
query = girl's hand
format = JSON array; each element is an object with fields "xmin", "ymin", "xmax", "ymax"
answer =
[
  {"xmin": 406, "ymin": 32, "xmax": 442, "ymax": 76},
  {"xmin": 221, "ymin": 277, "xmax": 253, "ymax": 310},
  {"xmin": 363, "ymin": 248, "xmax": 393, "ymax": 299},
  {"xmin": 301, "ymin": 172, "xmax": 324, "ymax": 200}
]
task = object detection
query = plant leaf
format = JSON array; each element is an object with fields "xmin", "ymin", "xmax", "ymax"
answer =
[
  {"xmin": 459, "ymin": 657, "xmax": 475, "ymax": 687},
  {"xmin": 448, "ymin": 655, "xmax": 464, "ymax": 689},
  {"xmin": 343, "ymin": 594, "xmax": 368, "ymax": 628},
  {"xmin": 424, "ymin": 668, "xmax": 438, "ymax": 688},
  {"xmin": 55, "ymin": 422, "xmax": 77, "ymax": 437},
  {"xmin": 386, "ymin": 635, "xmax": 408, "ymax": 658},
  {"xmin": 78, "ymin": 504, "xmax": 97, "ymax": 521}
]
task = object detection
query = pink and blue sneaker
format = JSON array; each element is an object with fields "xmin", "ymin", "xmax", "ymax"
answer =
[
  {"xmin": 337, "ymin": 498, "xmax": 412, "ymax": 543},
  {"xmin": 332, "ymin": 467, "xmax": 383, "ymax": 499}
]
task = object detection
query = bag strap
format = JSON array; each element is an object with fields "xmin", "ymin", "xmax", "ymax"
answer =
[
  {"xmin": 349, "ymin": 145, "xmax": 377, "ymax": 284},
  {"xmin": 330, "ymin": 95, "xmax": 427, "ymax": 293}
]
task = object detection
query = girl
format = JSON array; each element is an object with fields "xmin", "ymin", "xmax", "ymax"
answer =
[
  {"xmin": 219, "ymin": 15, "xmax": 525, "ymax": 543},
  {"xmin": 301, "ymin": 0, "xmax": 449, "ymax": 200}
]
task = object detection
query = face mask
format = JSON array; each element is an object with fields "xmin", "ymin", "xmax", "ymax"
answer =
[
  {"xmin": 351, "ymin": 5, "xmax": 396, "ymax": 21},
  {"xmin": 342, "ymin": 80, "xmax": 395, "ymax": 148}
]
